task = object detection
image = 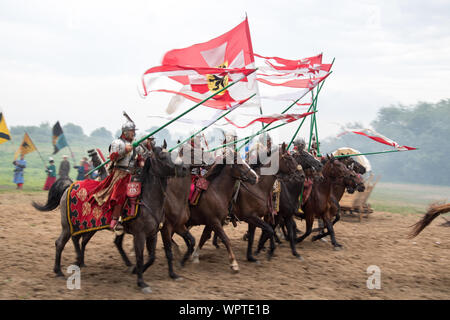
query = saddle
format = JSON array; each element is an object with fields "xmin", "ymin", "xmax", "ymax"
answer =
[{"xmin": 189, "ymin": 176, "xmax": 210, "ymax": 206}]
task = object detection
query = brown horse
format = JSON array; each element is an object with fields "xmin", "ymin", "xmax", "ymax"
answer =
[
  {"xmin": 296, "ymin": 155, "xmax": 359, "ymax": 249},
  {"xmin": 233, "ymin": 143, "xmax": 301, "ymax": 262},
  {"xmin": 32, "ymin": 142, "xmax": 187, "ymax": 292},
  {"xmin": 409, "ymin": 203, "xmax": 450, "ymax": 237},
  {"xmin": 264, "ymin": 148, "xmax": 323, "ymax": 259},
  {"xmin": 188, "ymin": 149, "xmax": 259, "ymax": 272},
  {"xmin": 310, "ymin": 156, "xmax": 365, "ymax": 243}
]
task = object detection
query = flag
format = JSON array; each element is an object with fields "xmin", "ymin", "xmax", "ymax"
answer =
[
  {"xmin": 0, "ymin": 112, "xmax": 11, "ymax": 145},
  {"xmin": 141, "ymin": 18, "xmax": 260, "ymax": 111},
  {"xmin": 52, "ymin": 121, "xmax": 68, "ymax": 154},
  {"xmin": 14, "ymin": 132, "xmax": 37, "ymax": 159},
  {"xmin": 224, "ymin": 112, "xmax": 315, "ymax": 129},
  {"xmin": 338, "ymin": 128, "xmax": 416, "ymax": 150}
]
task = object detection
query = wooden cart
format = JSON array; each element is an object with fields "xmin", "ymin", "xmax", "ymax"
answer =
[{"xmin": 339, "ymin": 174, "xmax": 380, "ymax": 221}]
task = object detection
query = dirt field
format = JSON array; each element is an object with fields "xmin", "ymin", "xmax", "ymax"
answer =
[{"xmin": 0, "ymin": 192, "xmax": 449, "ymax": 300}]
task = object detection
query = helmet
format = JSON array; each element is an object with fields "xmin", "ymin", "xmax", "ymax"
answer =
[
  {"xmin": 293, "ymin": 138, "xmax": 306, "ymax": 151},
  {"xmin": 121, "ymin": 121, "xmax": 136, "ymax": 133}
]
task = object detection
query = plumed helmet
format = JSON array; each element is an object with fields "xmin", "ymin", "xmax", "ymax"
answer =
[{"xmin": 121, "ymin": 121, "xmax": 137, "ymax": 132}]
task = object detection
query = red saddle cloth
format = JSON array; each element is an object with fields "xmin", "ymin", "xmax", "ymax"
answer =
[
  {"xmin": 189, "ymin": 175, "xmax": 210, "ymax": 206},
  {"xmin": 66, "ymin": 180, "xmax": 139, "ymax": 236}
]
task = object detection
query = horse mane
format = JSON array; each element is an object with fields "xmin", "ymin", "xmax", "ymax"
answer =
[
  {"xmin": 140, "ymin": 157, "xmax": 153, "ymax": 185},
  {"xmin": 204, "ymin": 163, "xmax": 225, "ymax": 181}
]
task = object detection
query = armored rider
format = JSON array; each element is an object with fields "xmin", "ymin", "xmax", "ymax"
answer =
[{"xmin": 89, "ymin": 120, "xmax": 150, "ymax": 232}]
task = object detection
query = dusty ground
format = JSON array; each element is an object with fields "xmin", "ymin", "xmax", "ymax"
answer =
[{"xmin": 0, "ymin": 192, "xmax": 449, "ymax": 300}]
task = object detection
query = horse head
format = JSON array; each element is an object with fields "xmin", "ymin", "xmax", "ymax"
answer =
[
  {"xmin": 323, "ymin": 154, "xmax": 356, "ymax": 186},
  {"xmin": 277, "ymin": 142, "xmax": 304, "ymax": 182},
  {"xmin": 145, "ymin": 140, "xmax": 189, "ymax": 178},
  {"xmin": 293, "ymin": 149, "xmax": 323, "ymax": 182},
  {"xmin": 221, "ymin": 147, "xmax": 259, "ymax": 185},
  {"xmin": 338, "ymin": 157, "xmax": 366, "ymax": 193}
]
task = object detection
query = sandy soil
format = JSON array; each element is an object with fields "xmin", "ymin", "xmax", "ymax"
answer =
[{"xmin": 0, "ymin": 192, "xmax": 449, "ymax": 300}]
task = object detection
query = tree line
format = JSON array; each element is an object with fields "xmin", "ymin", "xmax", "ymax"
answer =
[{"xmin": 321, "ymin": 99, "xmax": 450, "ymax": 186}]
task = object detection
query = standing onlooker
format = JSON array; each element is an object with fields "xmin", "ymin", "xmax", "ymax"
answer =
[
  {"xmin": 73, "ymin": 159, "xmax": 86, "ymax": 181},
  {"xmin": 59, "ymin": 155, "xmax": 70, "ymax": 179},
  {"xmin": 43, "ymin": 157, "xmax": 57, "ymax": 190},
  {"xmin": 13, "ymin": 154, "xmax": 26, "ymax": 190}
]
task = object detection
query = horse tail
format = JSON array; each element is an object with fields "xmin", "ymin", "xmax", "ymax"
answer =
[
  {"xmin": 32, "ymin": 178, "xmax": 73, "ymax": 211},
  {"xmin": 409, "ymin": 203, "xmax": 450, "ymax": 238}
]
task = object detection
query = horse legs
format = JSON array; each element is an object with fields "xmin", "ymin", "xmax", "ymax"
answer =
[
  {"xmin": 114, "ymin": 233, "xmax": 133, "ymax": 267},
  {"xmin": 71, "ymin": 235, "xmax": 84, "ymax": 267},
  {"xmin": 133, "ymin": 233, "xmax": 150, "ymax": 292},
  {"xmin": 142, "ymin": 235, "xmax": 158, "ymax": 274},
  {"xmin": 212, "ymin": 232, "xmax": 220, "ymax": 248},
  {"xmin": 295, "ymin": 213, "xmax": 314, "ymax": 244},
  {"xmin": 285, "ymin": 216, "xmax": 303, "ymax": 259},
  {"xmin": 248, "ymin": 217, "xmax": 275, "ymax": 260},
  {"xmin": 54, "ymin": 228, "xmax": 71, "ymax": 277},
  {"xmin": 179, "ymin": 230, "xmax": 195, "ymax": 267},
  {"xmin": 160, "ymin": 224, "xmax": 180, "ymax": 280},
  {"xmin": 211, "ymin": 222, "xmax": 239, "ymax": 273},
  {"xmin": 246, "ymin": 223, "xmax": 258, "ymax": 262},
  {"xmin": 324, "ymin": 217, "xmax": 342, "ymax": 249},
  {"xmin": 191, "ymin": 225, "xmax": 212, "ymax": 264}
]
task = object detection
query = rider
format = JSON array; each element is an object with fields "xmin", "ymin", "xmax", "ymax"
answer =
[
  {"xmin": 247, "ymin": 133, "xmax": 273, "ymax": 167},
  {"xmin": 90, "ymin": 120, "xmax": 149, "ymax": 232}
]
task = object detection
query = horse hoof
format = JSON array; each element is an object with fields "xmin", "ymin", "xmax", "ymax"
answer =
[
  {"xmin": 230, "ymin": 266, "xmax": 240, "ymax": 273},
  {"xmin": 320, "ymin": 238, "xmax": 328, "ymax": 243},
  {"xmin": 333, "ymin": 246, "xmax": 342, "ymax": 251},
  {"xmin": 192, "ymin": 257, "xmax": 200, "ymax": 264},
  {"xmin": 174, "ymin": 276, "xmax": 184, "ymax": 282},
  {"xmin": 141, "ymin": 286, "xmax": 152, "ymax": 294},
  {"xmin": 55, "ymin": 272, "xmax": 65, "ymax": 278},
  {"xmin": 296, "ymin": 255, "xmax": 304, "ymax": 261}
]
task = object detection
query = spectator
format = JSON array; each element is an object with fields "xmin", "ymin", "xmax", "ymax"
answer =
[
  {"xmin": 59, "ymin": 155, "xmax": 70, "ymax": 179},
  {"xmin": 43, "ymin": 157, "xmax": 57, "ymax": 190},
  {"xmin": 74, "ymin": 159, "xmax": 86, "ymax": 181},
  {"xmin": 13, "ymin": 154, "xmax": 26, "ymax": 190}
]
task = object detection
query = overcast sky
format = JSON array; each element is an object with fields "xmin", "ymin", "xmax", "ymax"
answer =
[{"xmin": 1, "ymin": 0, "xmax": 449, "ymax": 146}]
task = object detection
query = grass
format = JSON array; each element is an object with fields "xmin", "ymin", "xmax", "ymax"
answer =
[{"xmin": 369, "ymin": 181, "xmax": 450, "ymax": 215}]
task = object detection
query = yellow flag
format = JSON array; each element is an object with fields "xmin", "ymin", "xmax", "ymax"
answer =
[
  {"xmin": 0, "ymin": 112, "xmax": 11, "ymax": 145},
  {"xmin": 14, "ymin": 132, "xmax": 37, "ymax": 160}
]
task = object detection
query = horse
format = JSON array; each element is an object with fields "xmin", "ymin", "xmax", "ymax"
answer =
[
  {"xmin": 309, "ymin": 156, "xmax": 365, "ymax": 243},
  {"xmin": 188, "ymin": 148, "xmax": 259, "ymax": 272},
  {"xmin": 296, "ymin": 154, "xmax": 359, "ymax": 249},
  {"xmin": 264, "ymin": 148, "xmax": 323, "ymax": 259},
  {"xmin": 32, "ymin": 142, "xmax": 188, "ymax": 292},
  {"xmin": 232, "ymin": 142, "xmax": 301, "ymax": 263},
  {"xmin": 409, "ymin": 203, "xmax": 450, "ymax": 238}
]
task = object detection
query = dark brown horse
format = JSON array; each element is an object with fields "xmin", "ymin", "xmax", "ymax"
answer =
[
  {"xmin": 32, "ymin": 142, "xmax": 187, "ymax": 292},
  {"xmin": 310, "ymin": 156, "xmax": 365, "ymax": 243},
  {"xmin": 296, "ymin": 155, "xmax": 359, "ymax": 249},
  {"xmin": 188, "ymin": 148, "xmax": 259, "ymax": 272},
  {"xmin": 231, "ymin": 143, "xmax": 301, "ymax": 262},
  {"xmin": 265, "ymin": 148, "xmax": 323, "ymax": 259}
]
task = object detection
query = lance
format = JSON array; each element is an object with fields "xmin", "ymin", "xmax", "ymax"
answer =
[
  {"xmin": 236, "ymin": 71, "xmax": 332, "ymax": 152},
  {"xmin": 207, "ymin": 110, "xmax": 317, "ymax": 153},
  {"xmin": 86, "ymin": 69, "xmax": 256, "ymax": 176},
  {"xmin": 288, "ymin": 57, "xmax": 335, "ymax": 152},
  {"xmin": 332, "ymin": 148, "xmax": 418, "ymax": 159},
  {"xmin": 168, "ymin": 93, "xmax": 257, "ymax": 152}
]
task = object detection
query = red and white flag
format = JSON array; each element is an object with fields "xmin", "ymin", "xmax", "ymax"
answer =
[
  {"xmin": 338, "ymin": 128, "xmax": 416, "ymax": 150},
  {"xmin": 141, "ymin": 18, "xmax": 260, "ymax": 111},
  {"xmin": 224, "ymin": 112, "xmax": 315, "ymax": 129}
]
